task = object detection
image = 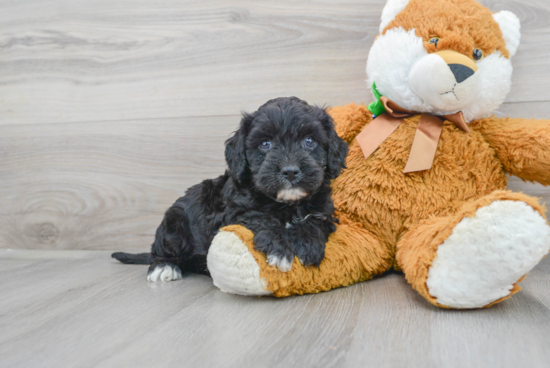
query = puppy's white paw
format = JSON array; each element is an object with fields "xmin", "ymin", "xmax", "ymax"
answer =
[
  {"xmin": 147, "ymin": 264, "xmax": 183, "ymax": 283},
  {"xmin": 267, "ymin": 254, "xmax": 293, "ymax": 272}
]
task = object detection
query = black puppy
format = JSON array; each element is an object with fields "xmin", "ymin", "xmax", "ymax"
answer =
[{"xmin": 112, "ymin": 97, "xmax": 348, "ymax": 282}]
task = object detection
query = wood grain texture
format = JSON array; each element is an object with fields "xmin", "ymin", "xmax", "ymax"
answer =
[
  {"xmin": 0, "ymin": 0, "xmax": 549, "ymax": 250},
  {"xmin": 0, "ymin": 249, "xmax": 549, "ymax": 368},
  {"xmin": 0, "ymin": 0, "xmax": 549, "ymax": 125},
  {"xmin": 0, "ymin": 0, "xmax": 377, "ymax": 125},
  {"xmin": 0, "ymin": 115, "xmax": 238, "ymax": 249},
  {"xmin": 2, "ymin": 2, "xmax": 550, "ymax": 367}
]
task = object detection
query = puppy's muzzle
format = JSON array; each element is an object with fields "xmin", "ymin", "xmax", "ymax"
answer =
[
  {"xmin": 277, "ymin": 166, "xmax": 306, "ymax": 202},
  {"xmin": 281, "ymin": 166, "xmax": 301, "ymax": 183},
  {"xmin": 277, "ymin": 188, "xmax": 307, "ymax": 202}
]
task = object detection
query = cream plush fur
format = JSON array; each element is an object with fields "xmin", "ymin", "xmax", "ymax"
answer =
[{"xmin": 208, "ymin": 230, "xmax": 271, "ymax": 296}]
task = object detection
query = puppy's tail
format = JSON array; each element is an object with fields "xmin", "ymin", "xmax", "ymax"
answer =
[{"xmin": 111, "ymin": 252, "xmax": 153, "ymax": 265}]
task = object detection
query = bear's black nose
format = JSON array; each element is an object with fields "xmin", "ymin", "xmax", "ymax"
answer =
[
  {"xmin": 449, "ymin": 63, "xmax": 475, "ymax": 84},
  {"xmin": 281, "ymin": 166, "xmax": 301, "ymax": 182}
]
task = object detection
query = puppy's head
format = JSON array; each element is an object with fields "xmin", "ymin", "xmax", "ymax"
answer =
[{"xmin": 225, "ymin": 97, "xmax": 348, "ymax": 203}]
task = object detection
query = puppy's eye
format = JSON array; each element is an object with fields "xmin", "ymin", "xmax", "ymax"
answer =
[
  {"xmin": 259, "ymin": 141, "xmax": 272, "ymax": 151},
  {"xmin": 429, "ymin": 37, "xmax": 440, "ymax": 48},
  {"xmin": 473, "ymin": 48, "xmax": 484, "ymax": 61},
  {"xmin": 304, "ymin": 137, "xmax": 317, "ymax": 149}
]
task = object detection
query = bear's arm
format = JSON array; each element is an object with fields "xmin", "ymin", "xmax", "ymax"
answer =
[
  {"xmin": 327, "ymin": 103, "xmax": 373, "ymax": 143},
  {"xmin": 478, "ymin": 116, "xmax": 550, "ymax": 185}
]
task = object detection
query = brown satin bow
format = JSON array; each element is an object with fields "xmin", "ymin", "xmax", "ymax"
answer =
[{"xmin": 356, "ymin": 97, "xmax": 469, "ymax": 173}]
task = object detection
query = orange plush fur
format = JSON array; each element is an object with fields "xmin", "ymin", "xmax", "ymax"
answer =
[
  {"xmin": 384, "ymin": 0, "xmax": 509, "ymax": 59},
  {"xmin": 224, "ymin": 105, "xmax": 550, "ymax": 304},
  {"xmin": 217, "ymin": 0, "xmax": 550, "ymax": 307}
]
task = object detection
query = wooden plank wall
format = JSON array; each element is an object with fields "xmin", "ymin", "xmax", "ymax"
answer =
[{"xmin": 1, "ymin": 0, "xmax": 549, "ymax": 250}]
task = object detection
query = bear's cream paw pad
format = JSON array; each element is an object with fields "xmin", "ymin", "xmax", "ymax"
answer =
[
  {"xmin": 208, "ymin": 230, "xmax": 271, "ymax": 296},
  {"xmin": 427, "ymin": 200, "xmax": 550, "ymax": 308},
  {"xmin": 147, "ymin": 264, "xmax": 183, "ymax": 283}
]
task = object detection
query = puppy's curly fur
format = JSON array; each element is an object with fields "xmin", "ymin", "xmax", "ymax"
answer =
[{"xmin": 112, "ymin": 97, "xmax": 348, "ymax": 280}]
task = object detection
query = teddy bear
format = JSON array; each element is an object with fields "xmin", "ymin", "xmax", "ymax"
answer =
[{"xmin": 205, "ymin": 0, "xmax": 550, "ymax": 309}]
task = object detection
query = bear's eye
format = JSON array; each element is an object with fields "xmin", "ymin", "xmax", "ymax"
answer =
[
  {"xmin": 304, "ymin": 137, "xmax": 317, "ymax": 149},
  {"xmin": 259, "ymin": 141, "xmax": 272, "ymax": 151},
  {"xmin": 429, "ymin": 37, "xmax": 440, "ymax": 48},
  {"xmin": 473, "ymin": 48, "xmax": 484, "ymax": 61}
]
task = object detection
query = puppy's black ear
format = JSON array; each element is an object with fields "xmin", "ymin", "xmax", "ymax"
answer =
[
  {"xmin": 317, "ymin": 107, "xmax": 348, "ymax": 179},
  {"xmin": 225, "ymin": 113, "xmax": 253, "ymax": 184}
]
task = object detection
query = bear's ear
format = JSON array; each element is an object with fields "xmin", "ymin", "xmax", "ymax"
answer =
[
  {"xmin": 493, "ymin": 11, "xmax": 521, "ymax": 58},
  {"xmin": 379, "ymin": 0, "xmax": 411, "ymax": 33}
]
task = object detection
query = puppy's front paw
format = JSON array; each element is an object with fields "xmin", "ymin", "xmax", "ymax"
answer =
[
  {"xmin": 147, "ymin": 264, "xmax": 183, "ymax": 282},
  {"xmin": 266, "ymin": 254, "xmax": 294, "ymax": 272},
  {"xmin": 254, "ymin": 230, "xmax": 295, "ymax": 272},
  {"xmin": 297, "ymin": 250, "xmax": 324, "ymax": 268},
  {"xmin": 287, "ymin": 224, "xmax": 327, "ymax": 268},
  {"xmin": 295, "ymin": 240, "xmax": 326, "ymax": 267}
]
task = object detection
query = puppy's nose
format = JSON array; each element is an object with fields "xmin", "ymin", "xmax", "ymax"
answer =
[{"xmin": 281, "ymin": 166, "xmax": 300, "ymax": 182}]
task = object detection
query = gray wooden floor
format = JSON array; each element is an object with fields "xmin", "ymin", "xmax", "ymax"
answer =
[
  {"xmin": 2, "ymin": 0, "xmax": 550, "ymax": 367},
  {"xmin": 1, "ymin": 249, "xmax": 550, "ymax": 368}
]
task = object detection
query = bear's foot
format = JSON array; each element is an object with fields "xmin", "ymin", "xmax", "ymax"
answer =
[
  {"xmin": 398, "ymin": 192, "xmax": 550, "ymax": 309},
  {"xmin": 426, "ymin": 200, "xmax": 550, "ymax": 308}
]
